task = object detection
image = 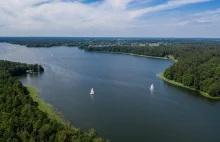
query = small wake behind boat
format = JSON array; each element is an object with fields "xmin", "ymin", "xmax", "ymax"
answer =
[{"xmin": 90, "ymin": 88, "xmax": 94, "ymax": 95}]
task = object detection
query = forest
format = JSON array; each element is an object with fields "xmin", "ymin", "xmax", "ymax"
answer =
[
  {"xmin": 164, "ymin": 53, "xmax": 220, "ymax": 97},
  {"xmin": 0, "ymin": 60, "xmax": 105, "ymax": 142},
  {"xmin": 0, "ymin": 37, "xmax": 89, "ymax": 47},
  {"xmin": 0, "ymin": 60, "xmax": 44, "ymax": 76}
]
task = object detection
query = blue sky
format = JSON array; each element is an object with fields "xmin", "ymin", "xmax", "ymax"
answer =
[{"xmin": 0, "ymin": 0, "xmax": 219, "ymax": 37}]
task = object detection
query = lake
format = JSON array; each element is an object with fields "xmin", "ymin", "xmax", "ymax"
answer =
[{"xmin": 1, "ymin": 43, "xmax": 220, "ymax": 142}]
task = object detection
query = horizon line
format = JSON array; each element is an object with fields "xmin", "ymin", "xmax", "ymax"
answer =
[{"xmin": 0, "ymin": 36, "xmax": 220, "ymax": 39}]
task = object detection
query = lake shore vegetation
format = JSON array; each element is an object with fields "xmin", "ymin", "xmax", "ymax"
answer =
[{"xmin": 0, "ymin": 60, "xmax": 106, "ymax": 142}]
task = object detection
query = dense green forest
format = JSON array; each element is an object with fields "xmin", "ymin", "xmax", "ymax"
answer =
[
  {"xmin": 0, "ymin": 60, "xmax": 44, "ymax": 76},
  {"xmin": 84, "ymin": 46, "xmax": 180, "ymax": 58},
  {"xmin": 0, "ymin": 37, "xmax": 89, "ymax": 47},
  {"xmin": 0, "ymin": 60, "xmax": 105, "ymax": 142},
  {"xmin": 83, "ymin": 42, "xmax": 220, "ymax": 59},
  {"xmin": 164, "ymin": 53, "xmax": 220, "ymax": 97}
]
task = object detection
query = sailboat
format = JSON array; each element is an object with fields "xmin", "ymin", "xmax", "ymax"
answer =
[
  {"xmin": 90, "ymin": 88, "xmax": 94, "ymax": 95},
  {"xmin": 150, "ymin": 84, "xmax": 154, "ymax": 90}
]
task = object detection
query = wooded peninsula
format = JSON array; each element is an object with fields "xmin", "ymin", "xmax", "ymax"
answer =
[{"xmin": 0, "ymin": 60, "xmax": 106, "ymax": 142}]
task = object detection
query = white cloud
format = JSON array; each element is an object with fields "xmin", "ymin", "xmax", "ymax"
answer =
[
  {"xmin": 105, "ymin": 0, "xmax": 133, "ymax": 9},
  {"xmin": 174, "ymin": 8, "xmax": 220, "ymax": 26},
  {"xmin": 0, "ymin": 0, "xmax": 218, "ymax": 37},
  {"xmin": 130, "ymin": 0, "xmax": 211, "ymax": 18}
]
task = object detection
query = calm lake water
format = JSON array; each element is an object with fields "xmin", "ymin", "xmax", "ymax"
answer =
[{"xmin": 1, "ymin": 43, "xmax": 220, "ymax": 142}]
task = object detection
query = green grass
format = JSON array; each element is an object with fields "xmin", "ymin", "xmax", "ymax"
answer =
[
  {"xmin": 167, "ymin": 55, "xmax": 178, "ymax": 62},
  {"xmin": 27, "ymin": 86, "xmax": 65, "ymax": 124},
  {"xmin": 157, "ymin": 73, "xmax": 220, "ymax": 100}
]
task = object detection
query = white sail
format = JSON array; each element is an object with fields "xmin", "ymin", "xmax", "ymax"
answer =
[
  {"xmin": 150, "ymin": 84, "xmax": 154, "ymax": 90},
  {"xmin": 90, "ymin": 88, "xmax": 94, "ymax": 95}
]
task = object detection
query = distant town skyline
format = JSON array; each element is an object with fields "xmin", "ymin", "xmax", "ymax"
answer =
[{"xmin": 0, "ymin": 0, "xmax": 220, "ymax": 37}]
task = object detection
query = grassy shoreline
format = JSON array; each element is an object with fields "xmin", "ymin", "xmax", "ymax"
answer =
[
  {"xmin": 96, "ymin": 51, "xmax": 178, "ymax": 62},
  {"xmin": 27, "ymin": 86, "xmax": 65, "ymax": 124},
  {"xmin": 157, "ymin": 73, "xmax": 220, "ymax": 100}
]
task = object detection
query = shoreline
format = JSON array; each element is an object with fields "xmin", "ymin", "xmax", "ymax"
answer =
[
  {"xmin": 95, "ymin": 50, "xmax": 220, "ymax": 100},
  {"xmin": 95, "ymin": 51, "xmax": 178, "ymax": 62},
  {"xmin": 157, "ymin": 73, "xmax": 220, "ymax": 100},
  {"xmin": 27, "ymin": 86, "xmax": 65, "ymax": 124}
]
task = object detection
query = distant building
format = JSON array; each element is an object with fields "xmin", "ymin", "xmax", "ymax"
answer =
[
  {"xmin": 139, "ymin": 43, "xmax": 145, "ymax": 46},
  {"xmin": 149, "ymin": 43, "xmax": 160, "ymax": 47}
]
